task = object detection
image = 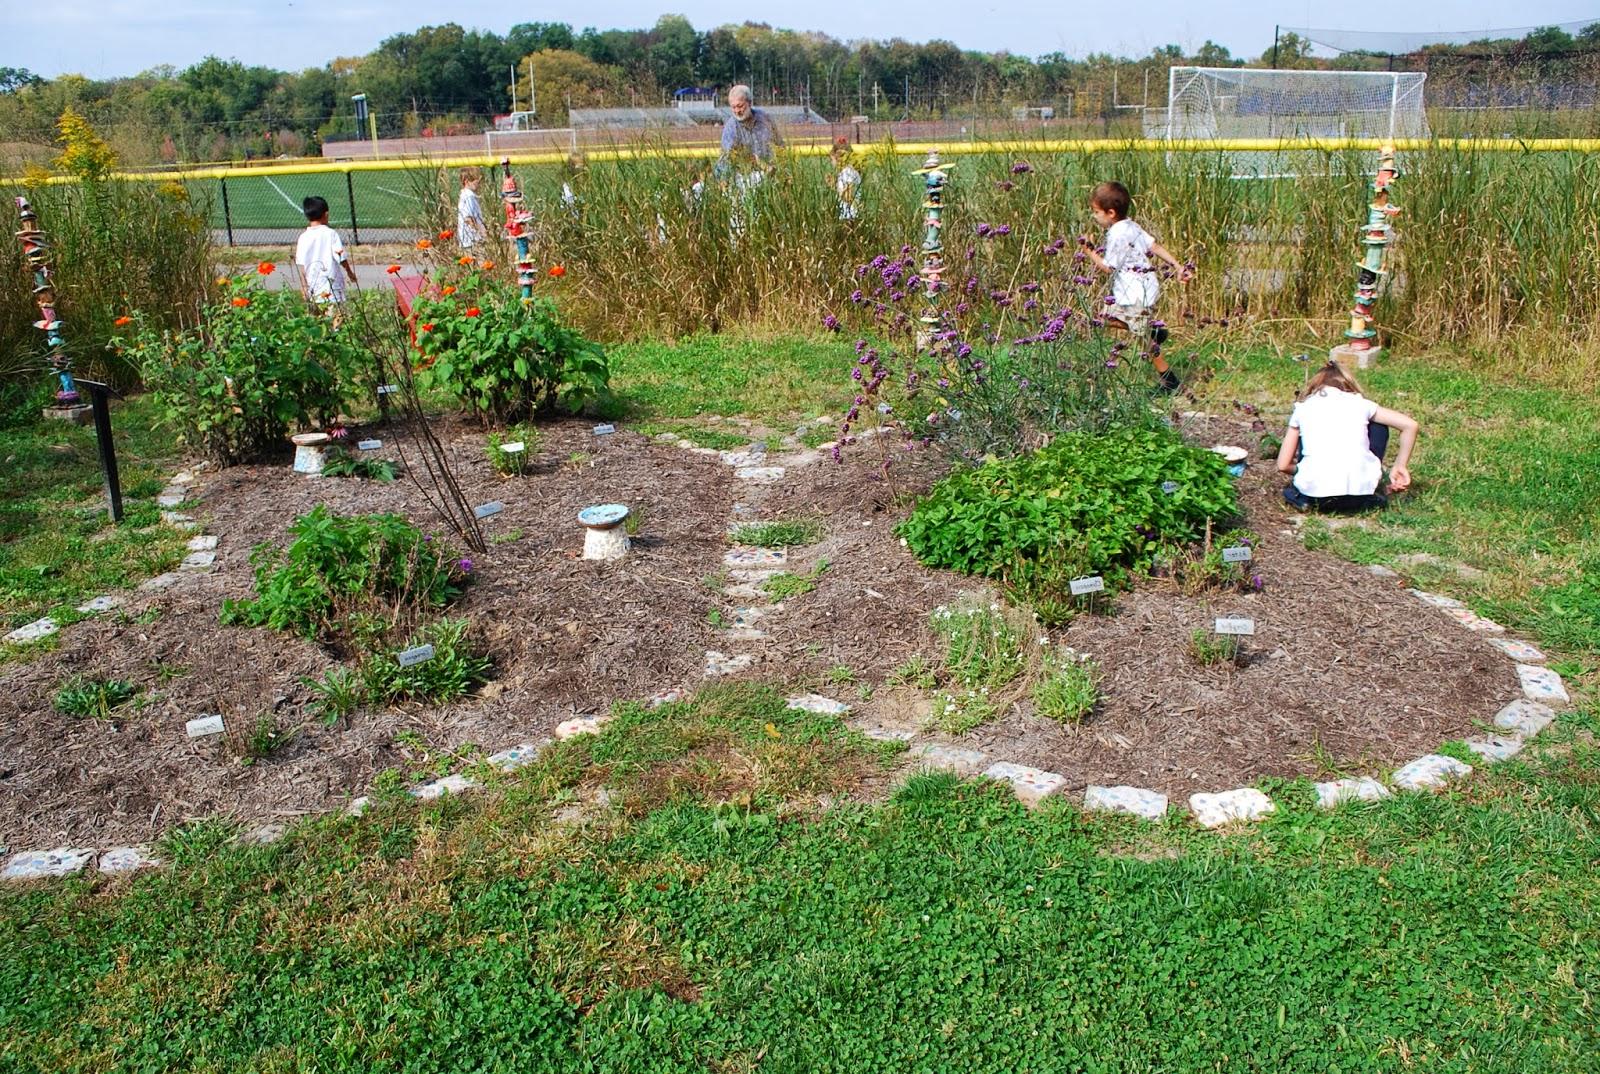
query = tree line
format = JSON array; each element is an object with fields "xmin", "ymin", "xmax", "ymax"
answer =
[{"xmin": 0, "ymin": 18, "xmax": 1596, "ymax": 167}]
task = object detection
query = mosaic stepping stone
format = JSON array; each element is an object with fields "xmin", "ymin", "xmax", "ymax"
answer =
[
  {"xmin": 555, "ymin": 716, "xmax": 608, "ymax": 739},
  {"xmin": 2, "ymin": 847, "xmax": 93, "ymax": 881},
  {"xmin": 723, "ymin": 547, "xmax": 787, "ymax": 569},
  {"xmin": 99, "ymin": 847, "xmax": 159, "ymax": 874},
  {"xmin": 1486, "ymin": 637, "xmax": 1547, "ymax": 663},
  {"xmin": 1494, "ymin": 698, "xmax": 1555, "ymax": 738},
  {"xmin": 724, "ymin": 583, "xmax": 769, "ymax": 601},
  {"xmin": 1084, "ymin": 785, "xmax": 1169, "ymax": 820},
  {"xmin": 1190, "ymin": 788, "xmax": 1276, "ymax": 829},
  {"xmin": 1408, "ymin": 589, "xmax": 1465, "ymax": 610},
  {"xmin": 734, "ymin": 466, "xmax": 786, "ymax": 483},
  {"xmin": 180, "ymin": 551, "xmax": 216, "ymax": 571},
  {"xmin": 728, "ymin": 568, "xmax": 781, "ymax": 584},
  {"xmin": 413, "ymin": 774, "xmax": 480, "ymax": 800},
  {"xmin": 76, "ymin": 596, "xmax": 119, "ymax": 614},
  {"xmin": 161, "ymin": 512, "xmax": 199, "ymax": 530},
  {"xmin": 139, "ymin": 572, "xmax": 184, "ymax": 592},
  {"xmin": 647, "ymin": 688, "xmax": 688, "ymax": 708},
  {"xmin": 1465, "ymin": 736, "xmax": 1525, "ymax": 763},
  {"xmin": 1313, "ymin": 777, "xmax": 1391, "ymax": 810},
  {"xmin": 725, "ymin": 628, "xmax": 768, "ymax": 642},
  {"xmin": 908, "ymin": 744, "xmax": 989, "ymax": 775},
  {"xmin": 1366, "ymin": 564, "xmax": 1399, "ymax": 578},
  {"xmin": 345, "ymin": 797, "xmax": 371, "ymax": 818},
  {"xmin": 239, "ymin": 825, "xmax": 286, "ymax": 846},
  {"xmin": 1391, "ymin": 754, "xmax": 1473, "ymax": 793},
  {"xmin": 157, "ymin": 493, "xmax": 185, "ymax": 508},
  {"xmin": 4, "ymin": 617, "xmax": 58, "ymax": 645},
  {"xmin": 1517, "ymin": 664, "xmax": 1569, "ymax": 705},
  {"xmin": 785, "ymin": 694, "xmax": 851, "ymax": 716},
  {"xmin": 720, "ymin": 450, "xmax": 767, "ymax": 468},
  {"xmin": 186, "ymin": 535, "xmax": 219, "ymax": 552},
  {"xmin": 855, "ymin": 725, "xmax": 916, "ymax": 743},
  {"xmin": 982, "ymin": 762, "xmax": 1067, "ymax": 806},
  {"xmin": 703, "ymin": 651, "xmax": 755, "ymax": 677},
  {"xmin": 1438, "ymin": 606, "xmax": 1504, "ymax": 633},
  {"xmin": 487, "ymin": 743, "xmax": 543, "ymax": 771}
]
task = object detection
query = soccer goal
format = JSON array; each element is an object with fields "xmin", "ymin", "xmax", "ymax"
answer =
[
  {"xmin": 483, "ymin": 127, "xmax": 579, "ymax": 157},
  {"xmin": 1160, "ymin": 68, "xmax": 1429, "ymax": 143}
]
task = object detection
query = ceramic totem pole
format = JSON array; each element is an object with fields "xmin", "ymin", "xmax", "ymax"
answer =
[
  {"xmin": 15, "ymin": 198, "xmax": 86, "ymax": 419},
  {"xmin": 912, "ymin": 151, "xmax": 950, "ymax": 350},
  {"xmin": 498, "ymin": 158, "xmax": 536, "ymax": 304},
  {"xmin": 1337, "ymin": 145, "xmax": 1401, "ymax": 366}
]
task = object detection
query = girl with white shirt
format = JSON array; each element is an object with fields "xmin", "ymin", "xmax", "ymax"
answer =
[{"xmin": 1275, "ymin": 360, "xmax": 1420, "ymax": 511}]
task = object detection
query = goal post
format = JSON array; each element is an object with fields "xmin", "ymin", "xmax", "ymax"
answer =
[{"xmin": 1162, "ymin": 68, "xmax": 1428, "ymax": 142}]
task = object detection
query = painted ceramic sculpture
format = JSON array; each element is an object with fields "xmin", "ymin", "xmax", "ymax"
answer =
[
  {"xmin": 912, "ymin": 151, "xmax": 951, "ymax": 348},
  {"xmin": 1346, "ymin": 145, "xmax": 1401, "ymax": 351},
  {"xmin": 499, "ymin": 157, "xmax": 536, "ymax": 304},
  {"xmin": 14, "ymin": 198, "xmax": 80, "ymax": 407}
]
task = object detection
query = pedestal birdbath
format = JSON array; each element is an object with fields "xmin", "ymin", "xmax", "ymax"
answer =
[
  {"xmin": 291, "ymin": 432, "xmax": 332, "ymax": 474},
  {"xmin": 578, "ymin": 503, "xmax": 631, "ymax": 561}
]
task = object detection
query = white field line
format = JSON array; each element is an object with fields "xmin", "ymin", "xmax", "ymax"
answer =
[{"xmin": 263, "ymin": 176, "xmax": 303, "ymax": 215}]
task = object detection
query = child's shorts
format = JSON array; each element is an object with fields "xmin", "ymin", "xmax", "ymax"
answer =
[{"xmin": 1106, "ymin": 303, "xmax": 1152, "ymax": 333}]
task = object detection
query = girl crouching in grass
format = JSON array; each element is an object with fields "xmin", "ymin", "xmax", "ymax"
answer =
[{"xmin": 1276, "ymin": 359, "xmax": 1419, "ymax": 512}]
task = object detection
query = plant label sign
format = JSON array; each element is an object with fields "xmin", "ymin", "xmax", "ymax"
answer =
[
  {"xmin": 185, "ymin": 714, "xmax": 225, "ymax": 738},
  {"xmin": 1069, "ymin": 576, "xmax": 1106, "ymax": 596},
  {"xmin": 357, "ymin": 439, "xmax": 383, "ymax": 451},
  {"xmin": 474, "ymin": 501, "xmax": 504, "ymax": 519},
  {"xmin": 376, "ymin": 384, "xmax": 400, "ymax": 396},
  {"xmin": 397, "ymin": 644, "xmax": 436, "ymax": 668},
  {"xmin": 1215, "ymin": 617, "xmax": 1256, "ymax": 636},
  {"xmin": 593, "ymin": 424, "xmax": 616, "ymax": 436},
  {"xmin": 500, "ymin": 442, "xmax": 526, "ymax": 454},
  {"xmin": 1161, "ymin": 481, "xmax": 1180, "ymax": 494},
  {"xmin": 1222, "ymin": 546, "xmax": 1253, "ymax": 563}
]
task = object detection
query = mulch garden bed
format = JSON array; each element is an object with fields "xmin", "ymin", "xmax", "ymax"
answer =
[{"xmin": 0, "ymin": 409, "xmax": 1518, "ymax": 849}]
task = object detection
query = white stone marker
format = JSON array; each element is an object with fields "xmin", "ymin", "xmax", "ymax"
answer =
[
  {"xmin": 1084, "ymin": 785, "xmax": 1169, "ymax": 820},
  {"xmin": 1391, "ymin": 754, "xmax": 1473, "ymax": 793},
  {"xmin": 1313, "ymin": 777, "xmax": 1391, "ymax": 810},
  {"xmin": 1190, "ymin": 788, "xmax": 1275, "ymax": 828}
]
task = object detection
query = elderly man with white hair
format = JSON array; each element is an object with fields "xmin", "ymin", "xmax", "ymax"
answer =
[{"xmin": 716, "ymin": 84, "xmax": 784, "ymax": 177}]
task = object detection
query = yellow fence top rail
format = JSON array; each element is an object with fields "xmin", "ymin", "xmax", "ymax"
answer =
[{"xmin": 6, "ymin": 137, "xmax": 1600, "ymax": 185}]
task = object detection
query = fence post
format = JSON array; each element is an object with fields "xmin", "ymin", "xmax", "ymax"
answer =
[
  {"xmin": 346, "ymin": 170, "xmax": 360, "ymax": 245},
  {"xmin": 220, "ymin": 177, "xmax": 235, "ymax": 247}
]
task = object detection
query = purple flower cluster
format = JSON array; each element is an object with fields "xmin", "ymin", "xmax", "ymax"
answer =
[{"xmin": 1010, "ymin": 160, "xmax": 1032, "ymax": 174}]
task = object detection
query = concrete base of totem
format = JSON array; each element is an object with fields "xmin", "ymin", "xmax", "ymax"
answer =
[
  {"xmin": 43, "ymin": 404, "xmax": 92, "ymax": 426},
  {"xmin": 1330, "ymin": 343, "xmax": 1381, "ymax": 371}
]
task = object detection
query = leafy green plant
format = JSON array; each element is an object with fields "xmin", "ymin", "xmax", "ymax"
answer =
[
  {"xmin": 1188, "ymin": 628, "xmax": 1242, "ymax": 667},
  {"xmin": 360, "ymin": 618, "xmax": 492, "ymax": 704},
  {"xmin": 321, "ymin": 448, "xmax": 398, "ymax": 482},
  {"xmin": 413, "ymin": 276, "xmax": 610, "ymax": 423},
  {"xmin": 117, "ymin": 274, "xmax": 368, "ymax": 464},
  {"xmin": 235, "ymin": 713, "xmax": 296, "ymax": 763},
  {"xmin": 1155, "ymin": 528, "xmax": 1263, "ymax": 596},
  {"xmin": 53, "ymin": 675, "xmax": 138, "ymax": 719},
  {"xmin": 930, "ymin": 600, "xmax": 1028, "ymax": 691},
  {"xmin": 825, "ymin": 665, "xmax": 856, "ymax": 686},
  {"xmin": 901, "ymin": 426, "xmax": 1238, "ymax": 600},
  {"xmin": 1032, "ymin": 649, "xmax": 1100, "ymax": 724},
  {"xmin": 888, "ymin": 654, "xmax": 938, "ymax": 689},
  {"xmin": 486, "ymin": 425, "xmax": 542, "ymax": 476},
  {"xmin": 306, "ymin": 667, "xmax": 363, "ymax": 724},
  {"xmin": 732, "ymin": 519, "xmax": 823, "ymax": 548},
  {"xmin": 762, "ymin": 558, "xmax": 830, "ymax": 601},
  {"xmin": 706, "ymin": 608, "xmax": 726, "ymax": 629},
  {"xmin": 221, "ymin": 506, "xmax": 468, "ymax": 649},
  {"xmin": 931, "ymin": 688, "xmax": 1000, "ymax": 735}
]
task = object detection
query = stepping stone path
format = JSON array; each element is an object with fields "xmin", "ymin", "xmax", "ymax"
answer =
[
  {"xmin": 2, "ymin": 847, "xmax": 94, "ymax": 880},
  {"xmin": 1190, "ymin": 789, "xmax": 1276, "ymax": 829},
  {"xmin": 1085, "ymin": 785, "xmax": 1169, "ymax": 820},
  {"xmin": 1314, "ymin": 777, "xmax": 1391, "ymax": 810},
  {"xmin": 983, "ymin": 762, "xmax": 1067, "ymax": 807},
  {"xmin": 1392, "ymin": 754, "xmax": 1473, "ymax": 793},
  {"xmin": 1517, "ymin": 664, "xmax": 1570, "ymax": 705},
  {"xmin": 3, "ymin": 618, "xmax": 57, "ymax": 645}
]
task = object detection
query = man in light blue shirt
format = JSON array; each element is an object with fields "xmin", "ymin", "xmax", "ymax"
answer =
[{"xmin": 716, "ymin": 84, "xmax": 783, "ymax": 177}]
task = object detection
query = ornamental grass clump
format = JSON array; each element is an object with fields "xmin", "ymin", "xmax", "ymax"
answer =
[{"xmin": 221, "ymin": 506, "xmax": 469, "ymax": 652}]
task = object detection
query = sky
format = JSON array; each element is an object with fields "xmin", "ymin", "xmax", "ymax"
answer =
[{"xmin": 8, "ymin": 0, "xmax": 1600, "ymax": 80}]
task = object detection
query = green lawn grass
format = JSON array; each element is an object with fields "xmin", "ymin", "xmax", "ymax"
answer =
[
  {"xmin": 0, "ymin": 396, "xmax": 185, "ymax": 645},
  {"xmin": 2, "ymin": 339, "xmax": 1598, "ymax": 1071}
]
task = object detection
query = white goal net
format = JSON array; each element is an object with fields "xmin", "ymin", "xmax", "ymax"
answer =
[{"xmin": 1157, "ymin": 68, "xmax": 1429, "ymax": 142}]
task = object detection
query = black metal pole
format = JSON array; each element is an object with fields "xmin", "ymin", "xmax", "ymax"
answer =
[
  {"xmin": 220, "ymin": 176, "xmax": 235, "ymax": 247},
  {"xmin": 1272, "ymin": 26, "xmax": 1280, "ymax": 70},
  {"xmin": 346, "ymin": 170, "xmax": 360, "ymax": 246},
  {"xmin": 78, "ymin": 380, "xmax": 123, "ymax": 523}
]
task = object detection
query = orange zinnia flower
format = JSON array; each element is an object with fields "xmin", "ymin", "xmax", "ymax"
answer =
[
  {"xmin": 549, "ymin": 264, "xmax": 567, "ymax": 277},
  {"xmin": 386, "ymin": 264, "xmax": 402, "ymax": 274},
  {"xmin": 480, "ymin": 260, "xmax": 495, "ymax": 270},
  {"xmin": 113, "ymin": 315, "xmax": 133, "ymax": 326},
  {"xmin": 464, "ymin": 307, "xmax": 481, "ymax": 318},
  {"xmin": 419, "ymin": 323, "xmax": 435, "ymax": 332},
  {"xmin": 257, "ymin": 261, "xmax": 275, "ymax": 275},
  {"xmin": 438, "ymin": 229, "xmax": 454, "ymax": 240},
  {"xmin": 457, "ymin": 255, "xmax": 473, "ymax": 266},
  {"xmin": 416, "ymin": 239, "xmax": 432, "ymax": 250},
  {"xmin": 441, "ymin": 285, "xmax": 456, "ymax": 296},
  {"xmin": 231, "ymin": 296, "xmax": 250, "ymax": 308}
]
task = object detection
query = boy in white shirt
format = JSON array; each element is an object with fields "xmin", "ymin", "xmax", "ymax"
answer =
[
  {"xmin": 457, "ymin": 168, "xmax": 487, "ymax": 248},
  {"xmin": 1081, "ymin": 180, "xmax": 1192, "ymax": 392},
  {"xmin": 294, "ymin": 196, "xmax": 357, "ymax": 315}
]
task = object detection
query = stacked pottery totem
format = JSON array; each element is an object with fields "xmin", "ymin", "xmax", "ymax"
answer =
[
  {"xmin": 14, "ymin": 198, "xmax": 89, "ymax": 424},
  {"xmin": 912, "ymin": 151, "xmax": 950, "ymax": 352},
  {"xmin": 1331, "ymin": 145, "xmax": 1401, "ymax": 370},
  {"xmin": 499, "ymin": 158, "xmax": 537, "ymax": 305}
]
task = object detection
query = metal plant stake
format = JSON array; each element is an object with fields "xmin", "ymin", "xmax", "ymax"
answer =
[
  {"xmin": 498, "ymin": 158, "xmax": 536, "ymax": 304},
  {"xmin": 15, "ymin": 197, "xmax": 87, "ymax": 418},
  {"xmin": 1342, "ymin": 145, "xmax": 1401, "ymax": 360},
  {"xmin": 912, "ymin": 151, "xmax": 951, "ymax": 351}
]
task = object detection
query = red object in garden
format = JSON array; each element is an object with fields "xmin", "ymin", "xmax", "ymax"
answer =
[
  {"xmin": 391, "ymin": 273, "xmax": 428, "ymax": 346},
  {"xmin": 549, "ymin": 264, "xmax": 566, "ymax": 277}
]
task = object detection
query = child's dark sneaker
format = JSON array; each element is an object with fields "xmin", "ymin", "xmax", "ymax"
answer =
[{"xmin": 1157, "ymin": 369, "xmax": 1181, "ymax": 393}]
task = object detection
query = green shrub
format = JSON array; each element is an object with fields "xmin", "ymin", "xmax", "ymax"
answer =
[
  {"xmin": 360, "ymin": 619, "xmax": 492, "ymax": 704},
  {"xmin": 321, "ymin": 448, "xmax": 398, "ymax": 482},
  {"xmin": 119, "ymin": 274, "xmax": 369, "ymax": 464},
  {"xmin": 413, "ymin": 274, "xmax": 610, "ymax": 423},
  {"xmin": 1032, "ymin": 649, "xmax": 1100, "ymax": 724},
  {"xmin": 53, "ymin": 676, "xmax": 138, "ymax": 719},
  {"xmin": 901, "ymin": 426, "xmax": 1238, "ymax": 592},
  {"xmin": 221, "ymin": 506, "xmax": 468, "ymax": 649}
]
